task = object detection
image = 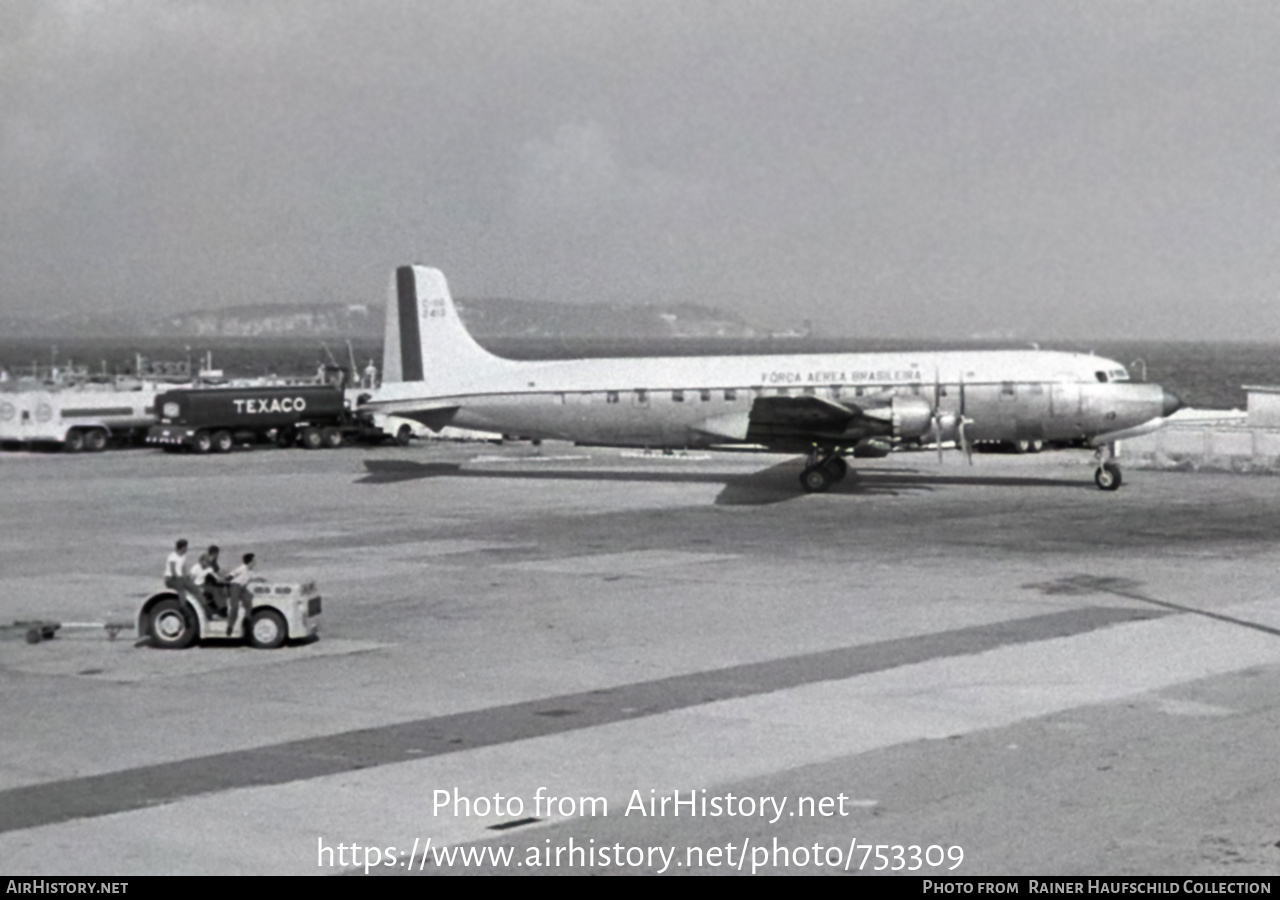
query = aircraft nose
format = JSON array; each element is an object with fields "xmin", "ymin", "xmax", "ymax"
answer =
[{"xmin": 1161, "ymin": 389, "xmax": 1183, "ymax": 418}]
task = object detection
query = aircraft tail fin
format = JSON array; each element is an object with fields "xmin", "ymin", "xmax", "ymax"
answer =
[{"xmin": 382, "ymin": 265, "xmax": 516, "ymax": 385}]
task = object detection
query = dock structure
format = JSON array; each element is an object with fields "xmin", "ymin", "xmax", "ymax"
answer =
[{"xmin": 1122, "ymin": 386, "xmax": 1280, "ymax": 473}]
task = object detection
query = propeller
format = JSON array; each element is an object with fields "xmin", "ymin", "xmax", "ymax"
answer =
[
  {"xmin": 930, "ymin": 370, "xmax": 945, "ymax": 463},
  {"xmin": 930, "ymin": 369, "xmax": 973, "ymax": 465}
]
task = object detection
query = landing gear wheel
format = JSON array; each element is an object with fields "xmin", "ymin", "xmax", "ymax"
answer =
[
  {"xmin": 212, "ymin": 430, "xmax": 234, "ymax": 453},
  {"xmin": 148, "ymin": 599, "xmax": 197, "ymax": 649},
  {"xmin": 248, "ymin": 609, "xmax": 287, "ymax": 649},
  {"xmin": 84, "ymin": 429, "xmax": 108, "ymax": 452},
  {"xmin": 822, "ymin": 456, "xmax": 848, "ymax": 481},
  {"xmin": 394, "ymin": 424, "xmax": 413, "ymax": 446},
  {"xmin": 1095, "ymin": 463, "xmax": 1122, "ymax": 491},
  {"xmin": 800, "ymin": 465, "xmax": 832, "ymax": 493},
  {"xmin": 63, "ymin": 430, "xmax": 85, "ymax": 453},
  {"xmin": 192, "ymin": 431, "xmax": 213, "ymax": 454},
  {"xmin": 301, "ymin": 427, "xmax": 324, "ymax": 450},
  {"xmin": 321, "ymin": 426, "xmax": 343, "ymax": 448}
]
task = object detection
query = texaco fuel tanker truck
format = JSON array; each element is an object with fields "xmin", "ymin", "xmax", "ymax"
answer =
[{"xmin": 146, "ymin": 384, "xmax": 365, "ymax": 452}]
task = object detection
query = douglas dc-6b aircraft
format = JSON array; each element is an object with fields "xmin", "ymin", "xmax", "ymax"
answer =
[{"xmin": 365, "ymin": 266, "xmax": 1182, "ymax": 493}]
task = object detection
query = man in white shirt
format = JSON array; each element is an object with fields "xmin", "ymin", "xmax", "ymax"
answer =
[
  {"xmin": 226, "ymin": 553, "xmax": 258, "ymax": 637},
  {"xmin": 163, "ymin": 540, "xmax": 202, "ymax": 606}
]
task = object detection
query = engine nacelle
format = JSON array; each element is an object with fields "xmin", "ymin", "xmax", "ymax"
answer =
[{"xmin": 860, "ymin": 396, "xmax": 933, "ymax": 439}]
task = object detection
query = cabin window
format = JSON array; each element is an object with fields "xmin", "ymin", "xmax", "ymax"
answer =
[
  {"xmin": 724, "ymin": 388, "xmax": 738, "ymax": 401},
  {"xmin": 606, "ymin": 391, "xmax": 619, "ymax": 404},
  {"xmin": 671, "ymin": 390, "xmax": 684, "ymax": 402},
  {"xmin": 938, "ymin": 385, "xmax": 948, "ymax": 397},
  {"xmin": 1000, "ymin": 381, "xmax": 1015, "ymax": 399},
  {"xmin": 802, "ymin": 386, "xmax": 816, "ymax": 396},
  {"xmin": 1028, "ymin": 383, "xmax": 1044, "ymax": 395},
  {"xmin": 854, "ymin": 386, "xmax": 865, "ymax": 397},
  {"xmin": 635, "ymin": 389, "xmax": 648, "ymax": 404},
  {"xmin": 776, "ymin": 387, "xmax": 790, "ymax": 396},
  {"xmin": 1095, "ymin": 371, "xmax": 1108, "ymax": 383},
  {"xmin": 700, "ymin": 389, "xmax": 712, "ymax": 402},
  {"xmin": 829, "ymin": 385, "xmax": 842, "ymax": 399}
]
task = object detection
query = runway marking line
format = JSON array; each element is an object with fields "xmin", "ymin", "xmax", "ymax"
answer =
[{"xmin": 0, "ymin": 604, "xmax": 1161, "ymax": 834}]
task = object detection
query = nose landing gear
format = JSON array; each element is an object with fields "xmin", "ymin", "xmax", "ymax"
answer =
[{"xmin": 1094, "ymin": 442, "xmax": 1122, "ymax": 491}]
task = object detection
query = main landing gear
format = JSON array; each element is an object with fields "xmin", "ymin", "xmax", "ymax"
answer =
[
  {"xmin": 1094, "ymin": 442, "xmax": 1122, "ymax": 491},
  {"xmin": 800, "ymin": 450, "xmax": 848, "ymax": 493}
]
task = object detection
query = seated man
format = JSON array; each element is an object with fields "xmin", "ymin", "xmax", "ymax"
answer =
[{"xmin": 191, "ymin": 546, "xmax": 230, "ymax": 617}]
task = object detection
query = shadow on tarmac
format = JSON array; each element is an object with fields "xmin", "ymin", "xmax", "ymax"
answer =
[{"xmin": 357, "ymin": 458, "xmax": 1096, "ymax": 506}]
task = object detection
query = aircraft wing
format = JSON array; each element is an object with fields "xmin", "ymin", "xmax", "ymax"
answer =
[
  {"xmin": 738, "ymin": 393, "xmax": 931, "ymax": 451},
  {"xmin": 747, "ymin": 395, "xmax": 857, "ymax": 435}
]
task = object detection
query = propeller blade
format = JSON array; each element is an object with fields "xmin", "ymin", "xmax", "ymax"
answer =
[
  {"xmin": 959, "ymin": 418, "xmax": 973, "ymax": 465},
  {"xmin": 933, "ymin": 369, "xmax": 943, "ymax": 463}
]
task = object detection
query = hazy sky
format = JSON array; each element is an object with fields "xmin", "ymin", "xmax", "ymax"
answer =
[{"xmin": 3, "ymin": 1, "xmax": 1278, "ymax": 339}]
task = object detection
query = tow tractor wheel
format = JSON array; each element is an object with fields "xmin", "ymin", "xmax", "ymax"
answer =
[
  {"xmin": 301, "ymin": 427, "xmax": 324, "ymax": 450},
  {"xmin": 248, "ymin": 609, "xmax": 288, "ymax": 649},
  {"xmin": 800, "ymin": 465, "xmax": 832, "ymax": 493},
  {"xmin": 321, "ymin": 426, "xmax": 343, "ymax": 448},
  {"xmin": 84, "ymin": 429, "xmax": 109, "ymax": 452},
  {"xmin": 148, "ymin": 599, "xmax": 197, "ymax": 649},
  {"xmin": 1095, "ymin": 463, "xmax": 1122, "ymax": 491},
  {"xmin": 63, "ymin": 430, "xmax": 85, "ymax": 453},
  {"xmin": 213, "ymin": 430, "xmax": 234, "ymax": 453},
  {"xmin": 193, "ymin": 431, "xmax": 214, "ymax": 454}
]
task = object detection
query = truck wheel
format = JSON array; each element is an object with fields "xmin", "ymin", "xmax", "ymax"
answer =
[
  {"xmin": 193, "ymin": 431, "xmax": 213, "ymax": 454},
  {"xmin": 148, "ymin": 599, "xmax": 197, "ymax": 649},
  {"xmin": 301, "ymin": 427, "xmax": 324, "ymax": 450},
  {"xmin": 321, "ymin": 427, "xmax": 343, "ymax": 448},
  {"xmin": 213, "ymin": 430, "xmax": 234, "ymax": 453},
  {"xmin": 84, "ymin": 429, "xmax": 108, "ymax": 452},
  {"xmin": 248, "ymin": 609, "xmax": 287, "ymax": 649},
  {"xmin": 63, "ymin": 430, "xmax": 85, "ymax": 453}
]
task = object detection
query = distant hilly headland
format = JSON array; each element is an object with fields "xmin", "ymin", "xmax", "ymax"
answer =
[{"xmin": 0, "ymin": 298, "xmax": 765, "ymax": 342}]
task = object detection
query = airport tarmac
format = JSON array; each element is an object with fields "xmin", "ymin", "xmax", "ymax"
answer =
[{"xmin": 2, "ymin": 441, "xmax": 1279, "ymax": 876}]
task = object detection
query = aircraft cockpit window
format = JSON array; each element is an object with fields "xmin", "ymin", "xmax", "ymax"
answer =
[
  {"xmin": 1095, "ymin": 371, "xmax": 1108, "ymax": 383},
  {"xmin": 1111, "ymin": 368, "xmax": 1129, "ymax": 381},
  {"xmin": 671, "ymin": 390, "xmax": 684, "ymax": 402}
]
